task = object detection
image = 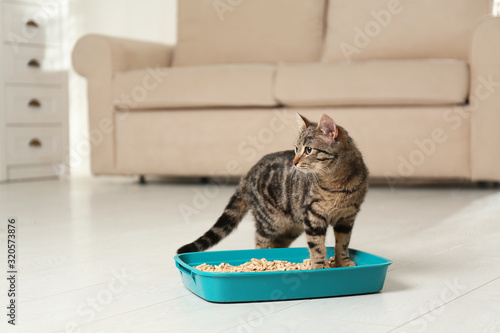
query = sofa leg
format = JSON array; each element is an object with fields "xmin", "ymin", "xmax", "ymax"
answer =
[
  {"xmin": 477, "ymin": 181, "xmax": 499, "ymax": 189},
  {"xmin": 139, "ymin": 175, "xmax": 147, "ymax": 185}
]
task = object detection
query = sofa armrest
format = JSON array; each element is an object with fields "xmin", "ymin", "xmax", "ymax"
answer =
[
  {"xmin": 469, "ymin": 16, "xmax": 500, "ymax": 182},
  {"xmin": 72, "ymin": 34, "xmax": 174, "ymax": 81},
  {"xmin": 72, "ymin": 34, "xmax": 174, "ymax": 175}
]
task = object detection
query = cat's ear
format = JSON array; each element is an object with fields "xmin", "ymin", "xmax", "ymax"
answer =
[
  {"xmin": 318, "ymin": 114, "xmax": 338, "ymax": 141},
  {"xmin": 296, "ymin": 113, "xmax": 311, "ymax": 130}
]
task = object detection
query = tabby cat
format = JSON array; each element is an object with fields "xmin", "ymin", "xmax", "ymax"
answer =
[{"xmin": 177, "ymin": 114, "xmax": 368, "ymax": 269}]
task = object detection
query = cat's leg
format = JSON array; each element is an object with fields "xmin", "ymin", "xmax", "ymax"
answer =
[
  {"xmin": 333, "ymin": 216, "xmax": 356, "ymax": 267},
  {"xmin": 255, "ymin": 231, "xmax": 273, "ymax": 249},
  {"xmin": 304, "ymin": 210, "xmax": 329, "ymax": 269}
]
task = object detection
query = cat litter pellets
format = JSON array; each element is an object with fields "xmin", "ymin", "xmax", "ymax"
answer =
[{"xmin": 195, "ymin": 257, "xmax": 336, "ymax": 273}]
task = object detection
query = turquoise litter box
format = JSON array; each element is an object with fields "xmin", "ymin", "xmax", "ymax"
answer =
[{"xmin": 174, "ymin": 247, "xmax": 392, "ymax": 303}]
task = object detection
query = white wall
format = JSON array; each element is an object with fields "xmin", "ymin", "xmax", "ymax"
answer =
[{"xmin": 65, "ymin": 0, "xmax": 177, "ymax": 176}]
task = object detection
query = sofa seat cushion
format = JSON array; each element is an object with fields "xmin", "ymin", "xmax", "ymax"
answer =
[
  {"xmin": 112, "ymin": 64, "xmax": 277, "ymax": 109},
  {"xmin": 275, "ymin": 60, "xmax": 469, "ymax": 107}
]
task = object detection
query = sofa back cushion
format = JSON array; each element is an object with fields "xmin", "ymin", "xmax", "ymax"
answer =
[
  {"xmin": 173, "ymin": 0, "xmax": 326, "ymax": 66},
  {"xmin": 323, "ymin": 0, "xmax": 492, "ymax": 63}
]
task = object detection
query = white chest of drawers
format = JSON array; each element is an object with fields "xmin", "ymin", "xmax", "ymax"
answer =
[{"xmin": 0, "ymin": 0, "xmax": 68, "ymax": 181}]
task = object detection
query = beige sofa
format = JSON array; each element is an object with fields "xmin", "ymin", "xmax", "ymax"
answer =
[{"xmin": 73, "ymin": 0, "xmax": 500, "ymax": 183}]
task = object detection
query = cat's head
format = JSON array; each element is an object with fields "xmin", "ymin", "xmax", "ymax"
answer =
[{"xmin": 293, "ymin": 113, "xmax": 347, "ymax": 173}]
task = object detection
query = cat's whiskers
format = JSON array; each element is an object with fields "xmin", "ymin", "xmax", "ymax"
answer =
[
  {"xmin": 315, "ymin": 165, "xmax": 332, "ymax": 180},
  {"xmin": 310, "ymin": 171, "xmax": 321, "ymax": 188},
  {"xmin": 300, "ymin": 167, "xmax": 321, "ymax": 188},
  {"xmin": 290, "ymin": 168, "xmax": 297, "ymax": 187},
  {"xmin": 293, "ymin": 165, "xmax": 316, "ymax": 187},
  {"xmin": 306, "ymin": 173, "xmax": 313, "ymax": 186}
]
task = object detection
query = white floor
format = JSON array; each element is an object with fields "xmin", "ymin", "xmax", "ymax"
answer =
[{"xmin": 1, "ymin": 176, "xmax": 499, "ymax": 333}]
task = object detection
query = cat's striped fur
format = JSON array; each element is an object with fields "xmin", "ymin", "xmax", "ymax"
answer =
[{"xmin": 177, "ymin": 114, "xmax": 368, "ymax": 268}]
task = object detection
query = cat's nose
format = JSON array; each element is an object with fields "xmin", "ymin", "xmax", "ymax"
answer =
[{"xmin": 293, "ymin": 159, "xmax": 299, "ymax": 166}]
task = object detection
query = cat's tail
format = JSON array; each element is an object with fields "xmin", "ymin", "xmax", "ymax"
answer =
[{"xmin": 177, "ymin": 185, "xmax": 249, "ymax": 254}]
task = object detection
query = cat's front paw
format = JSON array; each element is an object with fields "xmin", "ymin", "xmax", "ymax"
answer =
[
  {"xmin": 311, "ymin": 261, "xmax": 329, "ymax": 269},
  {"xmin": 334, "ymin": 259, "xmax": 356, "ymax": 268}
]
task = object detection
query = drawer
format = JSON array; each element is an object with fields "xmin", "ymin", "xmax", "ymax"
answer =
[
  {"xmin": 6, "ymin": 126, "xmax": 61, "ymax": 165},
  {"xmin": 3, "ymin": 45, "xmax": 62, "ymax": 85},
  {"xmin": 6, "ymin": 86, "xmax": 62, "ymax": 124},
  {"xmin": 8, "ymin": 164, "xmax": 60, "ymax": 180},
  {"xmin": 2, "ymin": 3, "xmax": 60, "ymax": 46}
]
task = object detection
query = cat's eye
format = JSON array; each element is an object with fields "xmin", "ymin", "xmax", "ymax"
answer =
[
  {"xmin": 295, "ymin": 146, "xmax": 298, "ymax": 153},
  {"xmin": 305, "ymin": 147, "xmax": 312, "ymax": 155}
]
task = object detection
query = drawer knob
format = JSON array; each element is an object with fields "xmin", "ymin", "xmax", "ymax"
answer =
[
  {"xmin": 28, "ymin": 99, "xmax": 41, "ymax": 108},
  {"xmin": 26, "ymin": 20, "xmax": 39, "ymax": 29},
  {"xmin": 27, "ymin": 59, "xmax": 40, "ymax": 68},
  {"xmin": 28, "ymin": 138, "xmax": 42, "ymax": 148}
]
